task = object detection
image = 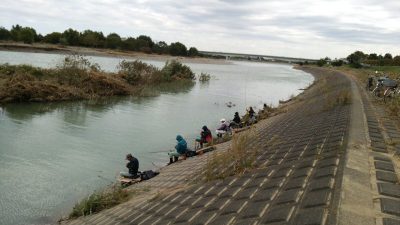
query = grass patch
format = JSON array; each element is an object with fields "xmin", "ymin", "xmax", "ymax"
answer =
[
  {"xmin": 324, "ymin": 90, "xmax": 352, "ymax": 111},
  {"xmin": 386, "ymin": 98, "xmax": 400, "ymax": 117},
  {"xmin": 69, "ymin": 185, "xmax": 131, "ymax": 218},
  {"xmin": 204, "ymin": 130, "xmax": 258, "ymax": 181}
]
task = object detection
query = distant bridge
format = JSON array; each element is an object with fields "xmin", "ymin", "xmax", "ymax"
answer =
[{"xmin": 199, "ymin": 51, "xmax": 318, "ymax": 63}]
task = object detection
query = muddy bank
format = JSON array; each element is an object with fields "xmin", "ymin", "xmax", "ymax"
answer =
[{"xmin": 0, "ymin": 42, "xmax": 230, "ymax": 65}]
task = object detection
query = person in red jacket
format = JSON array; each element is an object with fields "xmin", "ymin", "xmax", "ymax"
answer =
[{"xmin": 196, "ymin": 125, "xmax": 212, "ymax": 148}]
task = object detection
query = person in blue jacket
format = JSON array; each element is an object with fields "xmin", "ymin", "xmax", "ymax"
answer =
[{"xmin": 168, "ymin": 135, "xmax": 188, "ymax": 164}]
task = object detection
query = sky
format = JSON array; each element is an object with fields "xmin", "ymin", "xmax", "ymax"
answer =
[{"xmin": 1, "ymin": 0, "xmax": 399, "ymax": 59}]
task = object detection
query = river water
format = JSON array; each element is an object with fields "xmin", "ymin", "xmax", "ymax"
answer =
[{"xmin": 0, "ymin": 51, "xmax": 313, "ymax": 225}]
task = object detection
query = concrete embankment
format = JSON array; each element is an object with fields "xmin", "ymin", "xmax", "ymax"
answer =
[{"xmin": 64, "ymin": 67, "xmax": 400, "ymax": 225}]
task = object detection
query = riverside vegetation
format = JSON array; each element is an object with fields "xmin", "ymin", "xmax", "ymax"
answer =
[
  {"xmin": 0, "ymin": 24, "xmax": 199, "ymax": 57},
  {"xmin": 0, "ymin": 55, "xmax": 196, "ymax": 103}
]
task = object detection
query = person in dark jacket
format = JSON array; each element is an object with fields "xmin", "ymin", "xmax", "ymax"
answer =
[
  {"xmin": 248, "ymin": 107, "xmax": 255, "ymax": 118},
  {"xmin": 247, "ymin": 106, "xmax": 257, "ymax": 124},
  {"xmin": 120, "ymin": 153, "xmax": 140, "ymax": 179},
  {"xmin": 230, "ymin": 112, "xmax": 241, "ymax": 128},
  {"xmin": 233, "ymin": 112, "xmax": 241, "ymax": 124},
  {"xmin": 196, "ymin": 126, "xmax": 213, "ymax": 148},
  {"xmin": 168, "ymin": 135, "xmax": 188, "ymax": 164}
]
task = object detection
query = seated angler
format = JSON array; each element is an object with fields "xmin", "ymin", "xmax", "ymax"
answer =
[
  {"xmin": 196, "ymin": 125, "xmax": 212, "ymax": 149},
  {"xmin": 120, "ymin": 153, "xmax": 140, "ymax": 179},
  {"xmin": 216, "ymin": 118, "xmax": 230, "ymax": 138},
  {"xmin": 168, "ymin": 135, "xmax": 188, "ymax": 164},
  {"xmin": 230, "ymin": 112, "xmax": 241, "ymax": 128}
]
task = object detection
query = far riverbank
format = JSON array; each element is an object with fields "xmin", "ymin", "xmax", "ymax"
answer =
[{"xmin": 0, "ymin": 42, "xmax": 230, "ymax": 65}]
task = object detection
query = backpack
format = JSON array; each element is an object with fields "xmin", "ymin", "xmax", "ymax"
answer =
[{"xmin": 140, "ymin": 170, "xmax": 159, "ymax": 180}]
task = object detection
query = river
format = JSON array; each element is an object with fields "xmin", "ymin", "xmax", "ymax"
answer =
[{"xmin": 0, "ymin": 51, "xmax": 313, "ymax": 225}]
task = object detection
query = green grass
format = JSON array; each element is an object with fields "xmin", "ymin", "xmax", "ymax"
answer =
[
  {"xmin": 369, "ymin": 66, "xmax": 400, "ymax": 74},
  {"xmin": 69, "ymin": 185, "xmax": 131, "ymax": 218}
]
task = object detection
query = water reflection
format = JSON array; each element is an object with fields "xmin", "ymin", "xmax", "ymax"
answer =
[{"xmin": 2, "ymin": 80, "xmax": 195, "ymax": 126}]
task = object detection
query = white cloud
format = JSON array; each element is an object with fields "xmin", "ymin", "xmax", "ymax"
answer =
[{"xmin": 0, "ymin": 0, "xmax": 399, "ymax": 59}]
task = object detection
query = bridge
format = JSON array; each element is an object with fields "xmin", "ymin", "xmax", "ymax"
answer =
[{"xmin": 199, "ymin": 51, "xmax": 318, "ymax": 63}]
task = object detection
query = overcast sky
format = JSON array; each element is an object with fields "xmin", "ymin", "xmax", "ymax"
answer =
[{"xmin": 1, "ymin": 0, "xmax": 399, "ymax": 59}]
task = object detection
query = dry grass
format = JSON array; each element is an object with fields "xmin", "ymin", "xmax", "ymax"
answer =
[
  {"xmin": 323, "ymin": 89, "xmax": 352, "ymax": 110},
  {"xmin": 203, "ymin": 130, "xmax": 258, "ymax": 181},
  {"xmin": 0, "ymin": 56, "xmax": 196, "ymax": 103}
]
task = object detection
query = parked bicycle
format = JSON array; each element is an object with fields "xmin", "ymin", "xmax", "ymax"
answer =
[{"xmin": 383, "ymin": 77, "xmax": 400, "ymax": 102}]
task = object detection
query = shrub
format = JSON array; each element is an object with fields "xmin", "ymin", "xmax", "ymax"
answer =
[
  {"xmin": 198, "ymin": 72, "xmax": 211, "ymax": 82},
  {"xmin": 56, "ymin": 55, "xmax": 100, "ymax": 86},
  {"xmin": 117, "ymin": 60, "xmax": 159, "ymax": 84},
  {"xmin": 161, "ymin": 60, "xmax": 195, "ymax": 81},
  {"xmin": 0, "ymin": 64, "xmax": 47, "ymax": 78}
]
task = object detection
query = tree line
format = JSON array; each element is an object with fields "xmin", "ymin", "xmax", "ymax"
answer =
[
  {"xmin": 0, "ymin": 25, "xmax": 199, "ymax": 57},
  {"xmin": 347, "ymin": 51, "xmax": 400, "ymax": 68}
]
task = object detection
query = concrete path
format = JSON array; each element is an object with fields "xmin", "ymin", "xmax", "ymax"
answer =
[
  {"xmin": 347, "ymin": 73, "xmax": 400, "ymax": 225},
  {"xmin": 64, "ymin": 67, "xmax": 400, "ymax": 225}
]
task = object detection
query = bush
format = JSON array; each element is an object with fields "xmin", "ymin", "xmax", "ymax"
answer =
[
  {"xmin": 317, "ymin": 59, "xmax": 327, "ymax": 67},
  {"xmin": 0, "ymin": 64, "xmax": 47, "ymax": 78},
  {"xmin": 331, "ymin": 60, "xmax": 344, "ymax": 67},
  {"xmin": 117, "ymin": 60, "xmax": 159, "ymax": 84},
  {"xmin": 198, "ymin": 72, "xmax": 211, "ymax": 82},
  {"xmin": 56, "ymin": 55, "xmax": 100, "ymax": 85},
  {"xmin": 161, "ymin": 60, "xmax": 195, "ymax": 81}
]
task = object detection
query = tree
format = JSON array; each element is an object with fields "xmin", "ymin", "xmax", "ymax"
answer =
[
  {"xmin": 393, "ymin": 56, "xmax": 400, "ymax": 66},
  {"xmin": 79, "ymin": 30, "xmax": 105, "ymax": 48},
  {"xmin": 10, "ymin": 24, "xmax": 22, "ymax": 41},
  {"xmin": 169, "ymin": 42, "xmax": 187, "ymax": 56},
  {"xmin": 368, "ymin": 53, "xmax": 378, "ymax": 60},
  {"xmin": 137, "ymin": 35, "xmax": 154, "ymax": 48},
  {"xmin": 347, "ymin": 51, "xmax": 366, "ymax": 67},
  {"xmin": 188, "ymin": 47, "xmax": 199, "ymax": 57},
  {"xmin": 105, "ymin": 33, "xmax": 121, "ymax": 49},
  {"xmin": 121, "ymin": 37, "xmax": 138, "ymax": 51},
  {"xmin": 62, "ymin": 28, "xmax": 80, "ymax": 46},
  {"xmin": 384, "ymin": 53, "xmax": 392, "ymax": 60},
  {"xmin": 316, "ymin": 58, "xmax": 327, "ymax": 67},
  {"xmin": 35, "ymin": 34, "xmax": 43, "ymax": 42},
  {"xmin": 331, "ymin": 60, "xmax": 344, "ymax": 67},
  {"xmin": 19, "ymin": 27, "xmax": 36, "ymax": 44},
  {"xmin": 152, "ymin": 41, "xmax": 169, "ymax": 54},
  {"xmin": 43, "ymin": 32, "xmax": 62, "ymax": 44},
  {"xmin": 0, "ymin": 27, "xmax": 11, "ymax": 40}
]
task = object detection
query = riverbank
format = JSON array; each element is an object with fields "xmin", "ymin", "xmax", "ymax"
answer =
[
  {"xmin": 0, "ymin": 56, "xmax": 196, "ymax": 103},
  {"xmin": 0, "ymin": 42, "xmax": 230, "ymax": 65},
  {"xmin": 61, "ymin": 66, "xmax": 326, "ymax": 224}
]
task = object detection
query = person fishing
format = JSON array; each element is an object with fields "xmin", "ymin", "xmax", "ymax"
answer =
[
  {"xmin": 216, "ymin": 118, "xmax": 230, "ymax": 137},
  {"xmin": 248, "ymin": 107, "xmax": 255, "ymax": 118},
  {"xmin": 196, "ymin": 125, "xmax": 213, "ymax": 148},
  {"xmin": 168, "ymin": 135, "xmax": 188, "ymax": 164},
  {"xmin": 230, "ymin": 112, "xmax": 241, "ymax": 128},
  {"xmin": 247, "ymin": 106, "xmax": 257, "ymax": 124},
  {"xmin": 120, "ymin": 153, "xmax": 140, "ymax": 179}
]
